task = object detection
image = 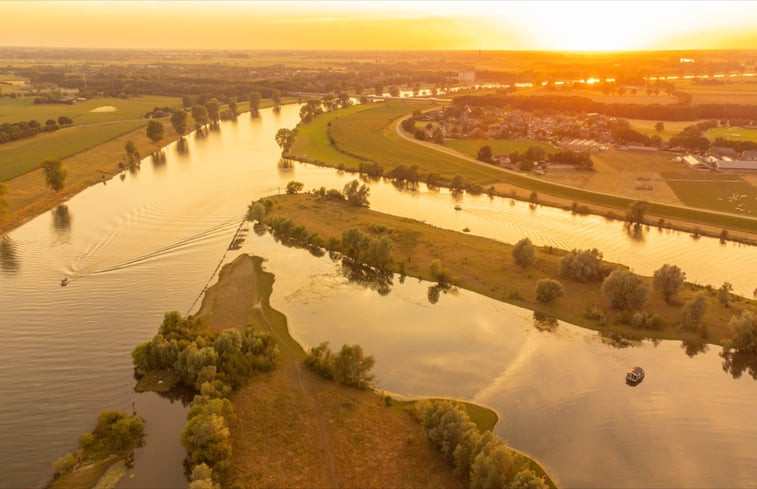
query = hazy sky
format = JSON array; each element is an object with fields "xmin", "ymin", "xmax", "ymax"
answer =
[{"xmin": 4, "ymin": 1, "xmax": 757, "ymax": 51}]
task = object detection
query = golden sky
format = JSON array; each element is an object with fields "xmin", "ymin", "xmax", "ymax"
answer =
[{"xmin": 3, "ymin": 1, "xmax": 757, "ymax": 51}]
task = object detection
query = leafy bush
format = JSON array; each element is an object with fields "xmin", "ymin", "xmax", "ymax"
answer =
[
  {"xmin": 653, "ymin": 264, "xmax": 686, "ymax": 303},
  {"xmin": 512, "ymin": 238, "xmax": 536, "ymax": 268},
  {"xmin": 559, "ymin": 248, "xmax": 606, "ymax": 281},
  {"xmin": 602, "ymin": 270, "xmax": 649, "ymax": 311},
  {"xmin": 535, "ymin": 279, "xmax": 564, "ymax": 303}
]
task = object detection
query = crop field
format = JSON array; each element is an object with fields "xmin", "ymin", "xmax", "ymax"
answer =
[
  {"xmin": 0, "ymin": 95, "xmax": 180, "ymax": 125},
  {"xmin": 660, "ymin": 172, "xmax": 757, "ymax": 215},
  {"xmin": 677, "ymin": 80, "xmax": 757, "ymax": 105},
  {"xmin": 0, "ymin": 119, "xmax": 145, "ymax": 181},
  {"xmin": 708, "ymin": 127, "xmax": 757, "ymax": 143},
  {"xmin": 444, "ymin": 138, "xmax": 557, "ymax": 158}
]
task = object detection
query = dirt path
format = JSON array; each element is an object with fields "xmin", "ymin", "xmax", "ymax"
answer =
[{"xmin": 255, "ymin": 303, "xmax": 340, "ymax": 489}]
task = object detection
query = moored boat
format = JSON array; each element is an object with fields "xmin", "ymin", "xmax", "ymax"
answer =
[{"xmin": 626, "ymin": 366, "xmax": 644, "ymax": 384}]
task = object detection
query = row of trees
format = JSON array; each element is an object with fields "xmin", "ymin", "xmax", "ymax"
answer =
[
  {"xmin": 453, "ymin": 94, "xmax": 757, "ymax": 122},
  {"xmin": 416, "ymin": 400, "xmax": 548, "ymax": 489},
  {"xmin": 0, "ymin": 116, "xmax": 72, "ymax": 144}
]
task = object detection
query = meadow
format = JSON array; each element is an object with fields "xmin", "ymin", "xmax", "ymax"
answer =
[
  {"xmin": 708, "ymin": 127, "xmax": 757, "ymax": 143},
  {"xmin": 661, "ymin": 172, "xmax": 757, "ymax": 215},
  {"xmin": 0, "ymin": 95, "xmax": 180, "ymax": 124},
  {"xmin": 0, "ymin": 119, "xmax": 146, "ymax": 181}
]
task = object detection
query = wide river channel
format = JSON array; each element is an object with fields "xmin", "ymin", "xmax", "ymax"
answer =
[{"xmin": 1, "ymin": 104, "xmax": 756, "ymax": 488}]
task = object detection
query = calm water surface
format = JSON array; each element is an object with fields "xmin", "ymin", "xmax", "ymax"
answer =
[{"xmin": 1, "ymin": 104, "xmax": 756, "ymax": 487}]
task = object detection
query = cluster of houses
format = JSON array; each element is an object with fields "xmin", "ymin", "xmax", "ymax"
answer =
[
  {"xmin": 680, "ymin": 148, "xmax": 757, "ymax": 171},
  {"xmin": 424, "ymin": 105, "xmax": 616, "ymax": 144}
]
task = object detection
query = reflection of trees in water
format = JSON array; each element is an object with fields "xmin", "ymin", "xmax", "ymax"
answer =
[
  {"xmin": 52, "ymin": 205, "xmax": 72, "ymax": 242},
  {"xmin": 720, "ymin": 350, "xmax": 757, "ymax": 380},
  {"xmin": 598, "ymin": 331, "xmax": 643, "ymax": 349},
  {"xmin": 623, "ymin": 223, "xmax": 646, "ymax": 242},
  {"xmin": 340, "ymin": 258, "xmax": 392, "ymax": 296},
  {"xmin": 252, "ymin": 222, "xmax": 267, "ymax": 236},
  {"xmin": 533, "ymin": 311, "xmax": 558, "ymax": 332},
  {"xmin": 131, "ymin": 372, "xmax": 194, "ymax": 405},
  {"xmin": 151, "ymin": 151, "xmax": 167, "ymax": 168},
  {"xmin": 426, "ymin": 283, "xmax": 454, "ymax": 304},
  {"xmin": 176, "ymin": 137, "xmax": 189, "ymax": 156},
  {"xmin": 0, "ymin": 235, "xmax": 20, "ymax": 274},
  {"xmin": 278, "ymin": 158, "xmax": 294, "ymax": 173},
  {"xmin": 681, "ymin": 339, "xmax": 709, "ymax": 357}
]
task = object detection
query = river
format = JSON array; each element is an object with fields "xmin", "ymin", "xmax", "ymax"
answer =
[{"xmin": 1, "ymin": 104, "xmax": 755, "ymax": 488}]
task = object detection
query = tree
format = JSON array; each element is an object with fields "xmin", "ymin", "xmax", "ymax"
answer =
[
  {"xmin": 191, "ymin": 105, "xmax": 209, "ymax": 129},
  {"xmin": 655, "ymin": 121, "xmax": 665, "ymax": 132},
  {"xmin": 718, "ymin": 282, "xmax": 733, "ymax": 307},
  {"xmin": 248, "ymin": 92, "xmax": 261, "ymax": 116},
  {"xmin": 41, "ymin": 159, "xmax": 66, "ymax": 192},
  {"xmin": 247, "ymin": 202, "xmax": 265, "ymax": 223},
  {"xmin": 432, "ymin": 127, "xmax": 444, "ymax": 144},
  {"xmin": 536, "ymin": 279, "xmax": 564, "ymax": 303},
  {"xmin": 274, "ymin": 128, "xmax": 294, "ymax": 152},
  {"xmin": 57, "ymin": 116, "xmax": 73, "ymax": 126},
  {"xmin": 602, "ymin": 270, "xmax": 649, "ymax": 311},
  {"xmin": 510, "ymin": 469, "xmax": 547, "ymax": 489},
  {"xmin": 477, "ymin": 145, "xmax": 493, "ymax": 163},
  {"xmin": 146, "ymin": 120, "xmax": 164, "ymax": 145},
  {"xmin": 626, "ymin": 200, "xmax": 648, "ymax": 225},
  {"xmin": 271, "ymin": 89, "xmax": 281, "ymax": 106},
  {"xmin": 729, "ymin": 310, "xmax": 756, "ymax": 353},
  {"xmin": 429, "ymin": 259, "xmax": 453, "ymax": 285},
  {"xmin": 204, "ymin": 98, "xmax": 220, "ymax": 122},
  {"xmin": 389, "ymin": 86, "xmax": 400, "ymax": 97},
  {"xmin": 450, "ymin": 175, "xmax": 465, "ymax": 191},
  {"xmin": 653, "ymin": 264, "xmax": 686, "ymax": 303},
  {"xmin": 343, "ymin": 179, "xmax": 370, "ymax": 207},
  {"xmin": 512, "ymin": 238, "xmax": 536, "ymax": 268},
  {"xmin": 171, "ymin": 109, "xmax": 188, "ymax": 135},
  {"xmin": 681, "ymin": 291, "xmax": 708, "ymax": 331},
  {"xmin": 559, "ymin": 248, "xmax": 605, "ymax": 281},
  {"xmin": 286, "ymin": 181, "xmax": 304, "ymax": 194},
  {"xmin": 333, "ymin": 344, "xmax": 375, "ymax": 388}
]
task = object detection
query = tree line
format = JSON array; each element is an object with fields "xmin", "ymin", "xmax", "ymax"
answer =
[
  {"xmin": 453, "ymin": 94, "xmax": 757, "ymax": 122},
  {"xmin": 416, "ymin": 400, "xmax": 549, "ymax": 489},
  {"xmin": 0, "ymin": 116, "xmax": 72, "ymax": 145},
  {"xmin": 132, "ymin": 311, "xmax": 279, "ymax": 483}
]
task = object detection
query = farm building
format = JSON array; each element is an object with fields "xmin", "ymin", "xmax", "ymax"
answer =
[
  {"xmin": 683, "ymin": 155, "xmax": 710, "ymax": 170},
  {"xmin": 715, "ymin": 159, "xmax": 757, "ymax": 170},
  {"xmin": 709, "ymin": 146, "xmax": 737, "ymax": 157},
  {"xmin": 742, "ymin": 150, "xmax": 757, "ymax": 160}
]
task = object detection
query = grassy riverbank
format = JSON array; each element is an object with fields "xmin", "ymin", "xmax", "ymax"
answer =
[
  {"xmin": 287, "ymin": 102, "xmax": 757, "ymax": 239},
  {"xmin": 260, "ymin": 193, "xmax": 756, "ymax": 346},
  {"xmin": 0, "ymin": 98, "xmax": 290, "ymax": 236},
  {"xmin": 194, "ymin": 254, "xmax": 554, "ymax": 488}
]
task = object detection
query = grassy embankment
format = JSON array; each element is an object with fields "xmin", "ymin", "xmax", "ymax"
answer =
[
  {"xmin": 190, "ymin": 253, "xmax": 555, "ymax": 488},
  {"xmin": 288, "ymin": 102, "xmax": 757, "ymax": 238},
  {"xmin": 261, "ymin": 193, "xmax": 756, "ymax": 346},
  {"xmin": 0, "ymin": 98, "xmax": 290, "ymax": 235}
]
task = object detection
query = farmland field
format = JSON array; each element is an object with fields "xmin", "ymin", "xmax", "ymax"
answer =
[
  {"xmin": 661, "ymin": 172, "xmax": 757, "ymax": 215},
  {"xmin": 514, "ymin": 86, "xmax": 680, "ymax": 104},
  {"xmin": 677, "ymin": 80, "xmax": 757, "ymax": 105},
  {"xmin": 708, "ymin": 127, "xmax": 757, "ymax": 143},
  {"xmin": 444, "ymin": 138, "xmax": 557, "ymax": 158},
  {"xmin": 0, "ymin": 119, "xmax": 145, "ymax": 181},
  {"xmin": 0, "ymin": 95, "xmax": 180, "ymax": 125}
]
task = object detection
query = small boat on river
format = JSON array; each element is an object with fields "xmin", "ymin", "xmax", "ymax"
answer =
[
  {"xmin": 626, "ymin": 367, "xmax": 644, "ymax": 384},
  {"xmin": 60, "ymin": 277, "xmax": 69, "ymax": 287},
  {"xmin": 454, "ymin": 205, "xmax": 462, "ymax": 211}
]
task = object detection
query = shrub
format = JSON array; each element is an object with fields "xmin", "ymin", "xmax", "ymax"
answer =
[
  {"xmin": 512, "ymin": 238, "xmax": 536, "ymax": 268},
  {"xmin": 559, "ymin": 248, "xmax": 605, "ymax": 281},
  {"xmin": 535, "ymin": 279, "xmax": 564, "ymax": 303},
  {"xmin": 682, "ymin": 292, "xmax": 709, "ymax": 331},
  {"xmin": 653, "ymin": 264, "xmax": 686, "ymax": 303}
]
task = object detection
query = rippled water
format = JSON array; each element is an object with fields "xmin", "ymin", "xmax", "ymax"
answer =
[{"xmin": 1, "ymin": 103, "xmax": 756, "ymax": 487}]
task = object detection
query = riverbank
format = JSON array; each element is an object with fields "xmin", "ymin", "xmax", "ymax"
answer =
[
  {"xmin": 258, "ymin": 192, "xmax": 756, "ymax": 346},
  {"xmin": 285, "ymin": 101, "xmax": 757, "ymax": 243},
  {"xmin": 192, "ymin": 253, "xmax": 555, "ymax": 488},
  {"xmin": 0, "ymin": 99, "xmax": 290, "ymax": 236}
]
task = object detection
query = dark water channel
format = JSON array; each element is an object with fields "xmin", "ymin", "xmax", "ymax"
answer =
[{"xmin": 1, "ymin": 104, "xmax": 756, "ymax": 488}]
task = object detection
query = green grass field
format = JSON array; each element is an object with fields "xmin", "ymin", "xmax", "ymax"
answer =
[
  {"xmin": 0, "ymin": 119, "xmax": 145, "ymax": 181},
  {"xmin": 0, "ymin": 95, "xmax": 180, "ymax": 125},
  {"xmin": 661, "ymin": 172, "xmax": 757, "ymax": 215},
  {"xmin": 327, "ymin": 102, "xmax": 510, "ymax": 184},
  {"xmin": 444, "ymin": 138, "xmax": 557, "ymax": 158},
  {"xmin": 708, "ymin": 127, "xmax": 757, "ymax": 143}
]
